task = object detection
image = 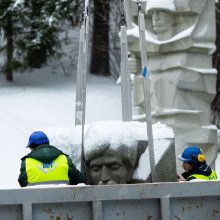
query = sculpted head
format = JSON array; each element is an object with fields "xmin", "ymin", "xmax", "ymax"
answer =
[
  {"xmin": 84, "ymin": 121, "xmax": 139, "ymax": 185},
  {"xmin": 85, "ymin": 144, "xmax": 137, "ymax": 185},
  {"xmin": 146, "ymin": 0, "xmax": 176, "ymax": 41}
]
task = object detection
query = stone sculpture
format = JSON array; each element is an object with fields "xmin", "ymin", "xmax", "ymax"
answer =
[
  {"xmin": 126, "ymin": 0, "xmax": 217, "ymax": 172},
  {"xmin": 84, "ymin": 120, "xmax": 176, "ymax": 184},
  {"xmin": 41, "ymin": 120, "xmax": 177, "ymax": 184},
  {"xmin": 85, "ymin": 143, "xmax": 138, "ymax": 184},
  {"xmin": 146, "ymin": 0, "xmax": 176, "ymax": 41}
]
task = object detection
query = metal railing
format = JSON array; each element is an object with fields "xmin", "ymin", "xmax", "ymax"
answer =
[{"xmin": 1, "ymin": 181, "xmax": 220, "ymax": 220}]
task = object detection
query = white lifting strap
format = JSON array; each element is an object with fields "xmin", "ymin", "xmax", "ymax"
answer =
[
  {"xmin": 75, "ymin": 1, "xmax": 89, "ymax": 126},
  {"xmin": 85, "ymin": 0, "xmax": 89, "ymax": 9},
  {"xmin": 136, "ymin": 0, "xmax": 156, "ymax": 182},
  {"xmin": 75, "ymin": 0, "xmax": 90, "ymax": 173},
  {"xmin": 120, "ymin": 0, "xmax": 133, "ymax": 122}
]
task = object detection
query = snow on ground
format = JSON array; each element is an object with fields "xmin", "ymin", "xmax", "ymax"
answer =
[
  {"xmin": 0, "ymin": 27, "xmax": 219, "ymax": 188},
  {"xmin": 0, "ymin": 66, "xmax": 220, "ymax": 188},
  {"xmin": 0, "ymin": 66, "xmax": 122, "ymax": 189},
  {"xmin": 0, "ymin": 67, "xmax": 220, "ymax": 189}
]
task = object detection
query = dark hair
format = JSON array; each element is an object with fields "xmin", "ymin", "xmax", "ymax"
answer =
[
  {"xmin": 29, "ymin": 142, "xmax": 48, "ymax": 149},
  {"xmin": 188, "ymin": 160, "xmax": 205, "ymax": 167},
  {"xmin": 85, "ymin": 144, "xmax": 137, "ymax": 171}
]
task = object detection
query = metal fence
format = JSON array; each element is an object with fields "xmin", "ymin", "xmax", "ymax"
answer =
[{"xmin": 1, "ymin": 181, "xmax": 220, "ymax": 220}]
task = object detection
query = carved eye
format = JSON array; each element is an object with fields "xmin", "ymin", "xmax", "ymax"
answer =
[
  {"xmin": 91, "ymin": 166, "xmax": 101, "ymax": 172},
  {"xmin": 110, "ymin": 164, "xmax": 121, "ymax": 170}
]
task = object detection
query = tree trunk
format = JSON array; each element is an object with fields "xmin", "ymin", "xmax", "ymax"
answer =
[
  {"xmin": 5, "ymin": 13, "xmax": 13, "ymax": 82},
  {"xmin": 211, "ymin": 2, "xmax": 220, "ymax": 127},
  {"xmin": 90, "ymin": 0, "xmax": 110, "ymax": 76}
]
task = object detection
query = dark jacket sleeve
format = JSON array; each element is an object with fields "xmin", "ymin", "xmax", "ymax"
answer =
[
  {"xmin": 67, "ymin": 157, "xmax": 87, "ymax": 185},
  {"xmin": 18, "ymin": 160, "xmax": 28, "ymax": 187},
  {"xmin": 182, "ymin": 172, "xmax": 196, "ymax": 181}
]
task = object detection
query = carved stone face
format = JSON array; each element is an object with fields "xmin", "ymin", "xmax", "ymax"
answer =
[
  {"xmin": 150, "ymin": 10, "xmax": 174, "ymax": 40},
  {"xmin": 88, "ymin": 149, "xmax": 132, "ymax": 185}
]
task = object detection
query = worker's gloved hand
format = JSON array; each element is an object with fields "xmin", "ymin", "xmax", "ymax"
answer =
[{"xmin": 177, "ymin": 173, "xmax": 186, "ymax": 182}]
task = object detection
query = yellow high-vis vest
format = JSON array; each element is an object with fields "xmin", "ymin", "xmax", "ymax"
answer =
[
  {"xmin": 26, "ymin": 155, "xmax": 69, "ymax": 185},
  {"xmin": 187, "ymin": 169, "xmax": 218, "ymax": 181}
]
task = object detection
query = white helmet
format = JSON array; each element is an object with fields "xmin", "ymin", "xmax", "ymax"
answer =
[{"xmin": 146, "ymin": 0, "xmax": 176, "ymax": 13}]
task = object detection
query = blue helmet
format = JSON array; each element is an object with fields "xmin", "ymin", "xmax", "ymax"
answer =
[
  {"xmin": 178, "ymin": 146, "xmax": 205, "ymax": 164},
  {"xmin": 27, "ymin": 131, "xmax": 49, "ymax": 148}
]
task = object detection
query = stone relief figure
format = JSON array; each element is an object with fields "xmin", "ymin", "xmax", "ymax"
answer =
[
  {"xmin": 84, "ymin": 121, "xmax": 140, "ymax": 185},
  {"xmin": 85, "ymin": 143, "xmax": 138, "ymax": 185},
  {"xmin": 41, "ymin": 121, "xmax": 177, "ymax": 184},
  {"xmin": 126, "ymin": 0, "xmax": 217, "ymax": 173},
  {"xmin": 127, "ymin": 0, "xmax": 214, "ymax": 55},
  {"xmin": 146, "ymin": 0, "xmax": 176, "ymax": 41},
  {"xmin": 83, "ymin": 121, "xmax": 176, "ymax": 184}
]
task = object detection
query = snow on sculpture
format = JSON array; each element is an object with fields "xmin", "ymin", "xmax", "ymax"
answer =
[
  {"xmin": 41, "ymin": 120, "xmax": 176, "ymax": 184},
  {"xmin": 126, "ymin": 0, "xmax": 217, "ymax": 172}
]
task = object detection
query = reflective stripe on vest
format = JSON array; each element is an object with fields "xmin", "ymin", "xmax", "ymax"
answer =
[
  {"xmin": 28, "ymin": 180, "xmax": 69, "ymax": 186},
  {"xmin": 26, "ymin": 155, "xmax": 69, "ymax": 185},
  {"xmin": 187, "ymin": 169, "xmax": 218, "ymax": 181}
]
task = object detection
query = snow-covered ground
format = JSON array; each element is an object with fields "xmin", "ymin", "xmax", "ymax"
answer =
[
  {"xmin": 0, "ymin": 27, "xmax": 219, "ymax": 188},
  {"xmin": 1, "ymin": 68, "xmax": 219, "ymax": 189},
  {"xmin": 0, "ymin": 66, "xmax": 123, "ymax": 189}
]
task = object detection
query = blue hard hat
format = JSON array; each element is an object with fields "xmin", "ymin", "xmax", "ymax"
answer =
[
  {"xmin": 27, "ymin": 131, "xmax": 49, "ymax": 148},
  {"xmin": 178, "ymin": 146, "xmax": 204, "ymax": 163}
]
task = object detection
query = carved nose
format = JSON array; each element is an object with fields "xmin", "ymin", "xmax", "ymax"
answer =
[
  {"xmin": 152, "ymin": 12, "xmax": 160, "ymax": 21},
  {"xmin": 100, "ymin": 166, "xmax": 110, "ymax": 184}
]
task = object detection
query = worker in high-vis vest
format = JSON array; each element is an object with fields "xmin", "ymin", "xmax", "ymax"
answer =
[
  {"xmin": 177, "ymin": 146, "xmax": 218, "ymax": 182},
  {"xmin": 18, "ymin": 131, "xmax": 86, "ymax": 187}
]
